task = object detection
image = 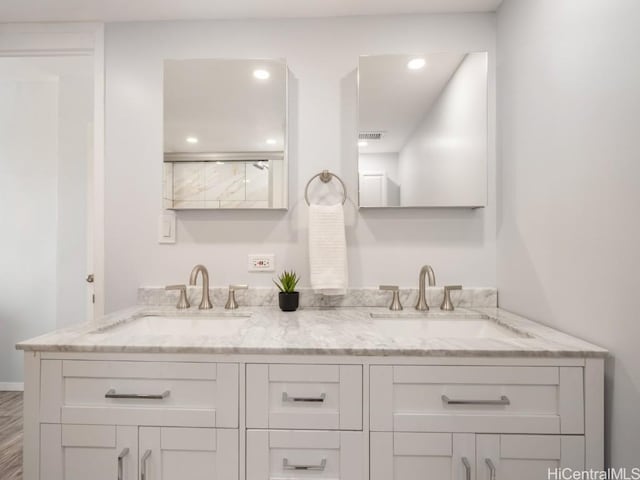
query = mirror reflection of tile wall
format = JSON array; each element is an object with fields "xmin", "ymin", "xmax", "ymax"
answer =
[
  {"xmin": 163, "ymin": 58, "xmax": 288, "ymax": 210},
  {"xmin": 163, "ymin": 160, "xmax": 279, "ymax": 209}
]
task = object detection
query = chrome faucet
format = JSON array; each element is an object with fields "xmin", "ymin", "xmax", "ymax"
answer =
[
  {"xmin": 415, "ymin": 265, "xmax": 436, "ymax": 311},
  {"xmin": 189, "ymin": 264, "xmax": 212, "ymax": 310}
]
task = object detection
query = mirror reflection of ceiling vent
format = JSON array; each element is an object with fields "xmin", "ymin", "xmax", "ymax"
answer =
[{"xmin": 359, "ymin": 131, "xmax": 385, "ymax": 140}]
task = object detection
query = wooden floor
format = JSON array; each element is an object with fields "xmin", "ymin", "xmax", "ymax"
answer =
[{"xmin": 0, "ymin": 392, "xmax": 23, "ymax": 480}]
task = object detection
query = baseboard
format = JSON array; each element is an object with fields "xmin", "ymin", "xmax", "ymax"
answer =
[{"xmin": 0, "ymin": 382, "xmax": 24, "ymax": 391}]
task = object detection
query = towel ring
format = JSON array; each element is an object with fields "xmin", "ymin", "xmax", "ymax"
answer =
[{"xmin": 304, "ymin": 170, "xmax": 347, "ymax": 206}]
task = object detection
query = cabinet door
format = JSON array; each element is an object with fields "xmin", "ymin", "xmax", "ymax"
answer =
[
  {"xmin": 371, "ymin": 432, "xmax": 475, "ymax": 480},
  {"xmin": 40, "ymin": 424, "xmax": 137, "ymax": 480},
  {"xmin": 476, "ymin": 435, "xmax": 585, "ymax": 480},
  {"xmin": 139, "ymin": 427, "xmax": 238, "ymax": 480}
]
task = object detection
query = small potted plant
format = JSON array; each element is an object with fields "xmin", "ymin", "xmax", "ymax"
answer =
[{"xmin": 273, "ymin": 270, "xmax": 300, "ymax": 312}]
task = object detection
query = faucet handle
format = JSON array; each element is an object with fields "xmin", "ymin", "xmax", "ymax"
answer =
[
  {"xmin": 165, "ymin": 284, "xmax": 190, "ymax": 309},
  {"xmin": 225, "ymin": 284, "xmax": 248, "ymax": 310},
  {"xmin": 440, "ymin": 285, "xmax": 462, "ymax": 311},
  {"xmin": 379, "ymin": 285, "xmax": 403, "ymax": 311}
]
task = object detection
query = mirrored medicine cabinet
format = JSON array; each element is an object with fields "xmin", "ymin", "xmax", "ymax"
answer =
[
  {"xmin": 163, "ymin": 58, "xmax": 288, "ymax": 210},
  {"xmin": 357, "ymin": 52, "xmax": 488, "ymax": 208}
]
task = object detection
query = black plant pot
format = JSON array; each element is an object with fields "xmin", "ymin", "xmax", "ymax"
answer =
[{"xmin": 278, "ymin": 292, "xmax": 299, "ymax": 312}]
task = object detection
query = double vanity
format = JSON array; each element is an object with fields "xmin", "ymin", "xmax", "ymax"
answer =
[{"xmin": 18, "ymin": 287, "xmax": 606, "ymax": 480}]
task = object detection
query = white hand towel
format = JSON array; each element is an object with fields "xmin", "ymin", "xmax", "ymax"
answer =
[{"xmin": 308, "ymin": 203, "xmax": 348, "ymax": 295}]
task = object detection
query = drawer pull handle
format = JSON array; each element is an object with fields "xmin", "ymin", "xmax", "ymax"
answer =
[
  {"xmin": 283, "ymin": 458, "xmax": 327, "ymax": 471},
  {"xmin": 462, "ymin": 456, "xmax": 471, "ymax": 480},
  {"xmin": 282, "ymin": 392, "xmax": 326, "ymax": 403},
  {"xmin": 141, "ymin": 450, "xmax": 151, "ymax": 480},
  {"xmin": 486, "ymin": 458, "xmax": 497, "ymax": 480},
  {"xmin": 117, "ymin": 448, "xmax": 129, "ymax": 480},
  {"xmin": 105, "ymin": 389, "xmax": 170, "ymax": 400},
  {"xmin": 442, "ymin": 394, "xmax": 510, "ymax": 406}
]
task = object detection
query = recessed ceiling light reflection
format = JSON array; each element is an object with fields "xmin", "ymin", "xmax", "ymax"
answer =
[
  {"xmin": 266, "ymin": 138, "xmax": 277, "ymax": 145},
  {"xmin": 407, "ymin": 58, "xmax": 426, "ymax": 70},
  {"xmin": 358, "ymin": 140, "xmax": 368, "ymax": 147},
  {"xmin": 186, "ymin": 136, "xmax": 199, "ymax": 144},
  {"xmin": 253, "ymin": 69, "xmax": 270, "ymax": 80}
]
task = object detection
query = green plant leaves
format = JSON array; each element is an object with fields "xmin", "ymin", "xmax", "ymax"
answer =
[{"xmin": 273, "ymin": 270, "xmax": 300, "ymax": 293}]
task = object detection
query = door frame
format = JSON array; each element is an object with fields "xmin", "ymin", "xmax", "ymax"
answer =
[{"xmin": 0, "ymin": 22, "xmax": 105, "ymax": 319}]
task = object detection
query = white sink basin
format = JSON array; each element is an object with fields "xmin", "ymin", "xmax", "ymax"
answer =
[
  {"xmin": 93, "ymin": 313, "xmax": 251, "ymax": 337},
  {"xmin": 371, "ymin": 318, "xmax": 528, "ymax": 340}
]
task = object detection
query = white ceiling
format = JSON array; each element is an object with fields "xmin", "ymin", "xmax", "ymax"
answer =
[
  {"xmin": 0, "ymin": 0, "xmax": 502, "ymax": 22},
  {"xmin": 164, "ymin": 58, "xmax": 286, "ymax": 153},
  {"xmin": 358, "ymin": 53, "xmax": 466, "ymax": 153}
]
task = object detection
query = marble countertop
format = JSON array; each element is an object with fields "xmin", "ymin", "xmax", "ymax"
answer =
[{"xmin": 16, "ymin": 305, "xmax": 607, "ymax": 357}]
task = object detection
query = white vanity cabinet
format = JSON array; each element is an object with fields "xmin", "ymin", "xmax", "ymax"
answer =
[
  {"xmin": 40, "ymin": 424, "xmax": 138, "ymax": 480},
  {"xmin": 369, "ymin": 363, "xmax": 595, "ymax": 480},
  {"xmin": 40, "ymin": 424, "xmax": 238, "ymax": 480},
  {"xmin": 371, "ymin": 433, "xmax": 584, "ymax": 480},
  {"xmin": 33, "ymin": 358, "xmax": 240, "ymax": 480},
  {"xmin": 247, "ymin": 430, "xmax": 364, "ymax": 480},
  {"xmin": 246, "ymin": 363, "xmax": 366, "ymax": 480},
  {"xmin": 23, "ymin": 354, "xmax": 604, "ymax": 480},
  {"xmin": 369, "ymin": 365, "xmax": 584, "ymax": 434},
  {"xmin": 39, "ymin": 360, "xmax": 239, "ymax": 428},
  {"xmin": 475, "ymin": 434, "xmax": 584, "ymax": 480},
  {"xmin": 246, "ymin": 364, "xmax": 362, "ymax": 430},
  {"xmin": 138, "ymin": 427, "xmax": 239, "ymax": 480},
  {"xmin": 370, "ymin": 432, "xmax": 475, "ymax": 480}
]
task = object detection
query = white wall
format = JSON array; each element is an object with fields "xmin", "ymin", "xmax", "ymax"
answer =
[
  {"xmin": 399, "ymin": 52, "xmax": 488, "ymax": 206},
  {"xmin": 0, "ymin": 77, "xmax": 59, "ymax": 384},
  {"xmin": 105, "ymin": 14, "xmax": 497, "ymax": 311},
  {"xmin": 497, "ymin": 0, "xmax": 640, "ymax": 467}
]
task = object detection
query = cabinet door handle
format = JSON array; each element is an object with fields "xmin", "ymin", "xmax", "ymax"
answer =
[
  {"xmin": 105, "ymin": 389, "xmax": 170, "ymax": 400},
  {"xmin": 117, "ymin": 448, "xmax": 129, "ymax": 480},
  {"xmin": 462, "ymin": 456, "xmax": 471, "ymax": 480},
  {"xmin": 141, "ymin": 450, "xmax": 151, "ymax": 480},
  {"xmin": 485, "ymin": 458, "xmax": 496, "ymax": 480},
  {"xmin": 282, "ymin": 392, "xmax": 326, "ymax": 403},
  {"xmin": 442, "ymin": 394, "xmax": 510, "ymax": 406},
  {"xmin": 283, "ymin": 458, "xmax": 327, "ymax": 471}
]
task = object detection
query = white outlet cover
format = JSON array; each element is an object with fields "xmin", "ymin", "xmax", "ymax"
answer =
[{"xmin": 248, "ymin": 254, "xmax": 275, "ymax": 272}]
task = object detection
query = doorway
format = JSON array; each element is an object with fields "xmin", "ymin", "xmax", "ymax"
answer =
[{"xmin": 0, "ymin": 23, "xmax": 104, "ymax": 391}]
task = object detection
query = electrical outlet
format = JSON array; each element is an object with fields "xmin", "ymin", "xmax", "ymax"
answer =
[{"xmin": 248, "ymin": 254, "xmax": 275, "ymax": 272}]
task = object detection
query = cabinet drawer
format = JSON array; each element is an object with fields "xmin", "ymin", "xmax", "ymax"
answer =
[
  {"xmin": 370, "ymin": 365, "xmax": 583, "ymax": 434},
  {"xmin": 42, "ymin": 360, "xmax": 238, "ymax": 428},
  {"xmin": 246, "ymin": 364, "xmax": 362, "ymax": 430},
  {"xmin": 247, "ymin": 430, "xmax": 364, "ymax": 480}
]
